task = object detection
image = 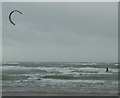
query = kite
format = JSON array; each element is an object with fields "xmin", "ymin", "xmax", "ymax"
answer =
[{"xmin": 9, "ymin": 10, "xmax": 22, "ymax": 25}]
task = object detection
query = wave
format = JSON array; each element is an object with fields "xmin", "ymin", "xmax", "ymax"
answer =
[
  {"xmin": 2, "ymin": 65, "xmax": 118, "ymax": 74},
  {"xmin": 42, "ymin": 74, "xmax": 118, "ymax": 81},
  {"xmin": 41, "ymin": 78, "xmax": 106, "ymax": 84}
]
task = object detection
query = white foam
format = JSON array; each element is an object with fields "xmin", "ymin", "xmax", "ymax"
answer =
[
  {"xmin": 2, "ymin": 61, "xmax": 19, "ymax": 65},
  {"xmin": 114, "ymin": 63, "xmax": 118, "ymax": 66},
  {"xmin": 42, "ymin": 78, "xmax": 105, "ymax": 84},
  {"xmin": 2, "ymin": 66, "xmax": 29, "ymax": 70}
]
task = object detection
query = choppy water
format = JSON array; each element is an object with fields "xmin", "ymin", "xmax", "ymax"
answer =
[{"xmin": 2, "ymin": 62, "xmax": 118, "ymax": 96}]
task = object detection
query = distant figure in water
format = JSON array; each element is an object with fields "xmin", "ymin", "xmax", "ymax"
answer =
[{"xmin": 106, "ymin": 67, "xmax": 109, "ymax": 72}]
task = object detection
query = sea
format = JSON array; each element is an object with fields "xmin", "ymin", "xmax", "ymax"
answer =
[{"xmin": 2, "ymin": 62, "xmax": 118, "ymax": 96}]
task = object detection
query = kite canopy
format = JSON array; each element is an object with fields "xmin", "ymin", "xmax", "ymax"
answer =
[{"xmin": 9, "ymin": 10, "xmax": 22, "ymax": 25}]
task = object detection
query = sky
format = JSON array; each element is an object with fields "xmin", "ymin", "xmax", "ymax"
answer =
[
  {"xmin": 1, "ymin": 0, "xmax": 119, "ymax": 2},
  {"xmin": 2, "ymin": 2, "xmax": 118, "ymax": 62},
  {"xmin": 0, "ymin": 2, "xmax": 2, "ymax": 97},
  {"xmin": 0, "ymin": 3, "xmax": 1, "ymax": 63}
]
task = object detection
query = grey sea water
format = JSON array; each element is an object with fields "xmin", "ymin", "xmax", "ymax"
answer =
[{"xmin": 2, "ymin": 62, "xmax": 118, "ymax": 96}]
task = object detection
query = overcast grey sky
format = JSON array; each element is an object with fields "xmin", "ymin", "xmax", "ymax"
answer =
[
  {"xmin": 0, "ymin": 2, "xmax": 2, "ymax": 62},
  {"xmin": 2, "ymin": 2, "xmax": 118, "ymax": 62}
]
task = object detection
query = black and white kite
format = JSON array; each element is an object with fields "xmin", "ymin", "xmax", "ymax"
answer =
[{"xmin": 9, "ymin": 10, "xmax": 22, "ymax": 25}]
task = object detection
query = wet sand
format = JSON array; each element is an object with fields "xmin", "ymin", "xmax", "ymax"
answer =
[
  {"xmin": 2, "ymin": 79, "xmax": 118, "ymax": 96},
  {"xmin": 2, "ymin": 90, "xmax": 118, "ymax": 96}
]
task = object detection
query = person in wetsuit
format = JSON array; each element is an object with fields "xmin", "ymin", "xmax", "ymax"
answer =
[{"xmin": 106, "ymin": 67, "xmax": 109, "ymax": 72}]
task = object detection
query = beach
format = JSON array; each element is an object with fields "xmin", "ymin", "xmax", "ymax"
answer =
[{"xmin": 2, "ymin": 62, "xmax": 118, "ymax": 96}]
